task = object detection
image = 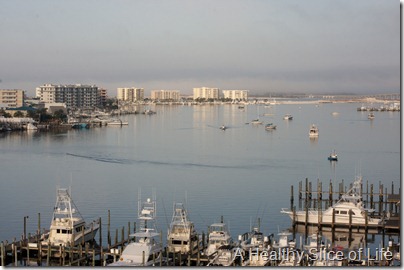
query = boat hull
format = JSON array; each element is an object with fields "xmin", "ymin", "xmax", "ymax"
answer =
[{"xmin": 282, "ymin": 210, "xmax": 380, "ymax": 226}]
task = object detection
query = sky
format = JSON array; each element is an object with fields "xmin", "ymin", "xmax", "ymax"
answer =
[{"xmin": 0, "ymin": 0, "xmax": 400, "ymax": 97}]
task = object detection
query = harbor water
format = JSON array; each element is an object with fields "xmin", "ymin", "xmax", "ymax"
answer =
[{"xmin": 0, "ymin": 102, "xmax": 400, "ymax": 251}]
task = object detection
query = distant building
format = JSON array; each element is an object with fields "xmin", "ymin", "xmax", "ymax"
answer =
[
  {"xmin": 117, "ymin": 87, "xmax": 144, "ymax": 102},
  {"xmin": 35, "ymin": 84, "xmax": 101, "ymax": 109},
  {"xmin": 222, "ymin": 90, "xmax": 249, "ymax": 101},
  {"xmin": 44, "ymin": 103, "xmax": 67, "ymax": 114},
  {"xmin": 0, "ymin": 89, "xmax": 24, "ymax": 108},
  {"xmin": 99, "ymin": 88, "xmax": 108, "ymax": 106},
  {"xmin": 151, "ymin": 90, "xmax": 180, "ymax": 101},
  {"xmin": 193, "ymin": 87, "xmax": 219, "ymax": 100}
]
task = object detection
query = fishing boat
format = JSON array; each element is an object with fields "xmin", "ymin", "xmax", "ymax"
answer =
[
  {"xmin": 281, "ymin": 175, "xmax": 382, "ymax": 227},
  {"xmin": 309, "ymin": 124, "xmax": 319, "ymax": 137},
  {"xmin": 166, "ymin": 202, "xmax": 199, "ymax": 255},
  {"xmin": 205, "ymin": 222, "xmax": 233, "ymax": 256},
  {"xmin": 368, "ymin": 112, "xmax": 375, "ymax": 120},
  {"xmin": 328, "ymin": 150, "xmax": 338, "ymax": 161},
  {"xmin": 265, "ymin": 123, "xmax": 277, "ymax": 130},
  {"xmin": 239, "ymin": 227, "xmax": 271, "ymax": 266},
  {"xmin": 109, "ymin": 191, "xmax": 163, "ymax": 266},
  {"xmin": 42, "ymin": 188, "xmax": 100, "ymax": 247},
  {"xmin": 283, "ymin": 114, "xmax": 293, "ymax": 120}
]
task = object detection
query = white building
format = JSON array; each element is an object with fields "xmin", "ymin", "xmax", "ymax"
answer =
[
  {"xmin": 222, "ymin": 90, "xmax": 249, "ymax": 101},
  {"xmin": 193, "ymin": 87, "xmax": 219, "ymax": 100},
  {"xmin": 117, "ymin": 87, "xmax": 144, "ymax": 102},
  {"xmin": 35, "ymin": 84, "xmax": 100, "ymax": 109},
  {"xmin": 151, "ymin": 90, "xmax": 180, "ymax": 101}
]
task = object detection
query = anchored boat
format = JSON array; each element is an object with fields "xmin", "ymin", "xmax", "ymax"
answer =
[{"xmin": 309, "ymin": 124, "xmax": 319, "ymax": 138}]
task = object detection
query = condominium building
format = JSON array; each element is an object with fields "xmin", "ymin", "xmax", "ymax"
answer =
[
  {"xmin": 151, "ymin": 90, "xmax": 180, "ymax": 101},
  {"xmin": 0, "ymin": 89, "xmax": 24, "ymax": 108},
  {"xmin": 36, "ymin": 84, "xmax": 101, "ymax": 109},
  {"xmin": 117, "ymin": 87, "xmax": 144, "ymax": 102},
  {"xmin": 222, "ymin": 90, "xmax": 249, "ymax": 101},
  {"xmin": 99, "ymin": 88, "xmax": 108, "ymax": 106},
  {"xmin": 193, "ymin": 87, "xmax": 219, "ymax": 100}
]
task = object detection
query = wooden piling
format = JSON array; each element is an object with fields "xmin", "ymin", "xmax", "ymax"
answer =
[
  {"xmin": 370, "ymin": 184, "xmax": 374, "ymax": 209},
  {"xmin": 305, "ymin": 178, "xmax": 308, "ymax": 201},
  {"xmin": 108, "ymin": 210, "xmax": 111, "ymax": 248},
  {"xmin": 308, "ymin": 181, "xmax": 312, "ymax": 201},
  {"xmin": 0, "ymin": 242, "xmax": 4, "ymax": 266},
  {"xmin": 299, "ymin": 181, "xmax": 302, "ymax": 200},
  {"xmin": 329, "ymin": 180, "xmax": 333, "ymax": 206},
  {"xmin": 290, "ymin": 185, "xmax": 294, "ymax": 211}
]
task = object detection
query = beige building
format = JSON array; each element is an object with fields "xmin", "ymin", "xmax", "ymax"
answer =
[
  {"xmin": 222, "ymin": 90, "xmax": 249, "ymax": 101},
  {"xmin": 117, "ymin": 87, "xmax": 144, "ymax": 102},
  {"xmin": 193, "ymin": 87, "xmax": 219, "ymax": 100},
  {"xmin": 151, "ymin": 90, "xmax": 180, "ymax": 101},
  {"xmin": 0, "ymin": 89, "xmax": 24, "ymax": 108}
]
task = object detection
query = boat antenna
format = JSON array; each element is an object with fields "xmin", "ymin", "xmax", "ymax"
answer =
[{"xmin": 161, "ymin": 198, "xmax": 170, "ymax": 230}]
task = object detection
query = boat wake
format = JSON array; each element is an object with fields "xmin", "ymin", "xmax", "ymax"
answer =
[{"xmin": 65, "ymin": 152, "xmax": 249, "ymax": 169}]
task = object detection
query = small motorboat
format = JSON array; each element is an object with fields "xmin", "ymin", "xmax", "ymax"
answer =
[
  {"xmin": 328, "ymin": 150, "xmax": 338, "ymax": 161},
  {"xmin": 265, "ymin": 123, "xmax": 277, "ymax": 130}
]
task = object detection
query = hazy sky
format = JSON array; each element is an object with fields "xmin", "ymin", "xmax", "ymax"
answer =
[{"xmin": 0, "ymin": 0, "xmax": 400, "ymax": 96}]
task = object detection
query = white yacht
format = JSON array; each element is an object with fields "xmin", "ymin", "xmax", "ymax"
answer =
[
  {"xmin": 42, "ymin": 188, "xmax": 100, "ymax": 247},
  {"xmin": 309, "ymin": 124, "xmax": 319, "ymax": 137},
  {"xmin": 167, "ymin": 202, "xmax": 199, "ymax": 255},
  {"xmin": 109, "ymin": 191, "xmax": 163, "ymax": 266},
  {"xmin": 205, "ymin": 222, "xmax": 233, "ymax": 256},
  {"xmin": 281, "ymin": 176, "xmax": 382, "ymax": 226}
]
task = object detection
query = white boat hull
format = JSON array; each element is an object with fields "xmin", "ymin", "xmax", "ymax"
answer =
[{"xmin": 282, "ymin": 210, "xmax": 380, "ymax": 226}]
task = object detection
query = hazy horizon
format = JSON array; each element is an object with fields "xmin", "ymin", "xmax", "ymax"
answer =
[{"xmin": 0, "ymin": 0, "xmax": 400, "ymax": 97}]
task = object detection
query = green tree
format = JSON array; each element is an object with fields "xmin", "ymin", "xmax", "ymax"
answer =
[{"xmin": 13, "ymin": 111, "xmax": 25, "ymax": 117}]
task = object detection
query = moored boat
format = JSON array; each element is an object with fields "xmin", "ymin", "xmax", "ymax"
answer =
[
  {"xmin": 205, "ymin": 221, "xmax": 233, "ymax": 256},
  {"xmin": 167, "ymin": 202, "xmax": 199, "ymax": 255},
  {"xmin": 109, "ymin": 191, "xmax": 163, "ymax": 266},
  {"xmin": 281, "ymin": 175, "xmax": 382, "ymax": 227},
  {"xmin": 42, "ymin": 188, "xmax": 100, "ymax": 247}
]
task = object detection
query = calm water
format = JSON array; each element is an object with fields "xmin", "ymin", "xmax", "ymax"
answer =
[{"xmin": 0, "ymin": 102, "xmax": 400, "ymax": 248}]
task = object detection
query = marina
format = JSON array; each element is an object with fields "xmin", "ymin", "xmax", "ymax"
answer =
[{"xmin": 0, "ymin": 102, "xmax": 400, "ymax": 266}]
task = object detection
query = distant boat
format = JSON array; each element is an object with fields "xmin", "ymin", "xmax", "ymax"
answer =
[
  {"xmin": 26, "ymin": 123, "xmax": 38, "ymax": 130},
  {"xmin": 220, "ymin": 125, "xmax": 227, "ymax": 130},
  {"xmin": 107, "ymin": 119, "xmax": 129, "ymax": 126},
  {"xmin": 251, "ymin": 119, "xmax": 263, "ymax": 125},
  {"xmin": 328, "ymin": 150, "xmax": 338, "ymax": 161},
  {"xmin": 368, "ymin": 112, "xmax": 375, "ymax": 120},
  {"xmin": 283, "ymin": 114, "xmax": 293, "ymax": 120},
  {"xmin": 265, "ymin": 123, "xmax": 277, "ymax": 130},
  {"xmin": 309, "ymin": 124, "xmax": 319, "ymax": 137}
]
